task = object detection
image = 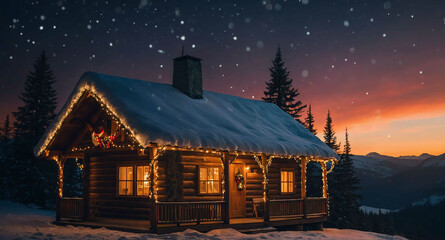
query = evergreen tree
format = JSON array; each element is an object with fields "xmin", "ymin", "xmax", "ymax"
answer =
[
  {"xmin": 0, "ymin": 114, "xmax": 11, "ymax": 142},
  {"xmin": 304, "ymin": 105, "xmax": 316, "ymax": 134},
  {"xmin": 0, "ymin": 114, "xmax": 12, "ymax": 199},
  {"xmin": 303, "ymin": 105, "xmax": 322, "ymax": 196},
  {"xmin": 11, "ymin": 51, "xmax": 58, "ymax": 207},
  {"xmin": 263, "ymin": 46, "xmax": 307, "ymax": 122},
  {"xmin": 327, "ymin": 128, "xmax": 361, "ymax": 228},
  {"xmin": 306, "ymin": 161, "xmax": 323, "ymax": 197},
  {"xmin": 62, "ymin": 159, "xmax": 83, "ymax": 198},
  {"xmin": 323, "ymin": 110, "xmax": 340, "ymax": 152}
]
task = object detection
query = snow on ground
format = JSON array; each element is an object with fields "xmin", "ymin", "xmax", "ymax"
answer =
[
  {"xmin": 0, "ymin": 201, "xmax": 406, "ymax": 240},
  {"xmin": 360, "ymin": 206, "xmax": 394, "ymax": 214}
]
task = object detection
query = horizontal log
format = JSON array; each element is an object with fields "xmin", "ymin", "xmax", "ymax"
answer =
[
  {"xmin": 246, "ymin": 190, "xmax": 263, "ymax": 196},
  {"xmin": 182, "ymin": 173, "xmax": 196, "ymax": 180},
  {"xmin": 182, "ymin": 188, "xmax": 197, "ymax": 195},
  {"xmin": 246, "ymin": 185, "xmax": 263, "ymax": 190},
  {"xmin": 182, "ymin": 165, "xmax": 198, "ymax": 172},
  {"xmin": 183, "ymin": 180, "xmax": 196, "ymax": 188}
]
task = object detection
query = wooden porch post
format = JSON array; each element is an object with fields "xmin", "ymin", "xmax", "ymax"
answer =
[
  {"xmin": 321, "ymin": 161, "xmax": 328, "ymax": 198},
  {"xmin": 149, "ymin": 148, "xmax": 158, "ymax": 231},
  {"xmin": 261, "ymin": 153, "xmax": 270, "ymax": 222},
  {"xmin": 301, "ymin": 157, "xmax": 307, "ymax": 219},
  {"xmin": 300, "ymin": 157, "xmax": 307, "ymax": 199},
  {"xmin": 56, "ymin": 156, "xmax": 65, "ymax": 221},
  {"xmin": 223, "ymin": 153, "xmax": 230, "ymax": 224},
  {"xmin": 82, "ymin": 154, "xmax": 90, "ymax": 221}
]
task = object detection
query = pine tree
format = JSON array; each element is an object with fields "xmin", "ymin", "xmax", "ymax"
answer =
[
  {"xmin": 327, "ymin": 128, "xmax": 362, "ymax": 228},
  {"xmin": 303, "ymin": 105, "xmax": 322, "ymax": 196},
  {"xmin": 11, "ymin": 51, "xmax": 58, "ymax": 207},
  {"xmin": 0, "ymin": 114, "xmax": 12, "ymax": 199},
  {"xmin": 304, "ymin": 105, "xmax": 316, "ymax": 135},
  {"xmin": 323, "ymin": 110, "xmax": 340, "ymax": 152},
  {"xmin": 263, "ymin": 46, "xmax": 307, "ymax": 122},
  {"xmin": 323, "ymin": 110, "xmax": 340, "ymax": 227}
]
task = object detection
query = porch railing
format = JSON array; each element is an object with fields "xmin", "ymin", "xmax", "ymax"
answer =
[
  {"xmin": 269, "ymin": 197, "xmax": 327, "ymax": 218},
  {"xmin": 155, "ymin": 201, "xmax": 225, "ymax": 225},
  {"xmin": 59, "ymin": 197, "xmax": 83, "ymax": 219},
  {"xmin": 306, "ymin": 197, "xmax": 327, "ymax": 215},
  {"xmin": 269, "ymin": 198, "xmax": 304, "ymax": 217}
]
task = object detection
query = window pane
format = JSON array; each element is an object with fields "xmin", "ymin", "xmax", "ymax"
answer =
[
  {"xmin": 137, "ymin": 166, "xmax": 144, "ymax": 181},
  {"xmin": 137, "ymin": 182, "xmax": 143, "ymax": 196},
  {"xmin": 200, "ymin": 168, "xmax": 207, "ymax": 181},
  {"xmin": 289, "ymin": 171, "xmax": 293, "ymax": 182},
  {"xmin": 213, "ymin": 168, "xmax": 219, "ymax": 180},
  {"xmin": 200, "ymin": 181, "xmax": 206, "ymax": 193},
  {"xmin": 283, "ymin": 181, "xmax": 288, "ymax": 192},
  {"xmin": 119, "ymin": 181, "xmax": 126, "ymax": 195},
  {"xmin": 127, "ymin": 167, "xmax": 133, "ymax": 180},
  {"xmin": 214, "ymin": 181, "xmax": 220, "ymax": 193},
  {"xmin": 126, "ymin": 181, "xmax": 133, "ymax": 195},
  {"xmin": 144, "ymin": 166, "xmax": 150, "ymax": 180},
  {"xmin": 119, "ymin": 167, "xmax": 125, "ymax": 180},
  {"xmin": 289, "ymin": 182, "xmax": 294, "ymax": 193},
  {"xmin": 208, "ymin": 168, "xmax": 214, "ymax": 180}
]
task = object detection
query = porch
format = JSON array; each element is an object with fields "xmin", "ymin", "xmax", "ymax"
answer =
[{"xmin": 57, "ymin": 197, "xmax": 327, "ymax": 233}]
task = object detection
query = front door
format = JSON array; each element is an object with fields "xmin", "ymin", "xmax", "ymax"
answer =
[{"xmin": 229, "ymin": 163, "xmax": 246, "ymax": 218}]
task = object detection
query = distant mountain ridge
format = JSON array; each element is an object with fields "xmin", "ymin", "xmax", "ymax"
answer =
[
  {"xmin": 351, "ymin": 152, "xmax": 445, "ymax": 210},
  {"xmin": 398, "ymin": 153, "xmax": 434, "ymax": 160}
]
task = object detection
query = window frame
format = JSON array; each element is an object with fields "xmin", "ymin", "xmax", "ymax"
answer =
[
  {"xmin": 198, "ymin": 165, "xmax": 222, "ymax": 195},
  {"xmin": 280, "ymin": 168, "xmax": 296, "ymax": 194},
  {"xmin": 116, "ymin": 163, "xmax": 151, "ymax": 198}
]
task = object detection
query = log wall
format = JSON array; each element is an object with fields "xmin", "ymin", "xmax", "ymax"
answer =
[
  {"xmin": 86, "ymin": 150, "xmax": 303, "ymax": 220},
  {"xmin": 269, "ymin": 157, "xmax": 302, "ymax": 200},
  {"xmin": 88, "ymin": 150, "xmax": 151, "ymax": 219}
]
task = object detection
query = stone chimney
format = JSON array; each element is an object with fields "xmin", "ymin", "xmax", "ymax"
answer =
[{"xmin": 172, "ymin": 55, "xmax": 203, "ymax": 99}]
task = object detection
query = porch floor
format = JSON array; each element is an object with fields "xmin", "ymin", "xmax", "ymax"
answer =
[{"xmin": 56, "ymin": 215, "xmax": 326, "ymax": 234}]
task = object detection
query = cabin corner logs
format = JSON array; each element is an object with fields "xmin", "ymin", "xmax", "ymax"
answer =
[{"xmin": 85, "ymin": 148, "xmax": 303, "ymax": 220}]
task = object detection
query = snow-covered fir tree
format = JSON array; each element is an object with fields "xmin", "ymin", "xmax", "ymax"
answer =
[
  {"xmin": 263, "ymin": 46, "xmax": 306, "ymax": 123},
  {"xmin": 11, "ymin": 51, "xmax": 58, "ymax": 207}
]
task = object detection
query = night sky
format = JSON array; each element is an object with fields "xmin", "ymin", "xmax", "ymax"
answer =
[{"xmin": 1, "ymin": 0, "xmax": 445, "ymax": 156}]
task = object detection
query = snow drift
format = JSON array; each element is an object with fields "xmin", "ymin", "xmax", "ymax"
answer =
[{"xmin": 0, "ymin": 200, "xmax": 406, "ymax": 240}]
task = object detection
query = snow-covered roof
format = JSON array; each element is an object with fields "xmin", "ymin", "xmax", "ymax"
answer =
[{"xmin": 34, "ymin": 71, "xmax": 338, "ymax": 159}]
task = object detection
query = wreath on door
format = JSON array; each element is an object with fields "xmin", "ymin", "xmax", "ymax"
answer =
[{"xmin": 235, "ymin": 172, "xmax": 245, "ymax": 190}]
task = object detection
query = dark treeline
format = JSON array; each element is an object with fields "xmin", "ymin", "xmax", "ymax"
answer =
[
  {"xmin": 357, "ymin": 201, "xmax": 445, "ymax": 240},
  {"xmin": 0, "ymin": 51, "xmax": 81, "ymax": 209}
]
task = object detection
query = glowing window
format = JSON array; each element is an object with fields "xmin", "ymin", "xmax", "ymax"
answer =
[
  {"xmin": 118, "ymin": 166, "xmax": 134, "ymax": 195},
  {"xmin": 281, "ymin": 170, "xmax": 295, "ymax": 193},
  {"xmin": 199, "ymin": 167, "xmax": 221, "ymax": 194},
  {"xmin": 137, "ymin": 166, "xmax": 150, "ymax": 196}
]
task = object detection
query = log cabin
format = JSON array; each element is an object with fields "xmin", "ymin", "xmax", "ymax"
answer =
[{"xmin": 34, "ymin": 54, "xmax": 338, "ymax": 233}]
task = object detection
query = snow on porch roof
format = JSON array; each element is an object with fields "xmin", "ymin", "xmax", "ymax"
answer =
[{"xmin": 34, "ymin": 71, "xmax": 338, "ymax": 159}]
